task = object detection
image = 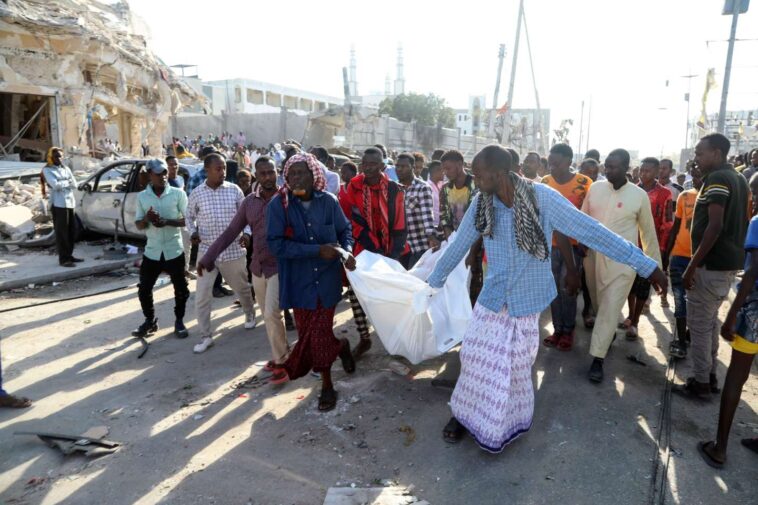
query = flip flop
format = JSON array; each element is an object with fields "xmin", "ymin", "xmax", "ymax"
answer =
[
  {"xmin": 442, "ymin": 417, "xmax": 466, "ymax": 444},
  {"xmin": 697, "ymin": 441, "xmax": 724, "ymax": 469},
  {"xmin": 318, "ymin": 389, "xmax": 337, "ymax": 412}
]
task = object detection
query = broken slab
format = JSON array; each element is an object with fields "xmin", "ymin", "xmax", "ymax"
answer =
[
  {"xmin": 0, "ymin": 204, "xmax": 34, "ymax": 239},
  {"xmin": 323, "ymin": 486, "xmax": 422, "ymax": 505}
]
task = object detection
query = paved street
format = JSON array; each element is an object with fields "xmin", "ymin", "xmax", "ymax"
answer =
[{"xmin": 0, "ymin": 276, "xmax": 756, "ymax": 504}]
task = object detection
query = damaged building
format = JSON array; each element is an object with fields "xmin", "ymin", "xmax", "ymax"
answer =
[{"xmin": 0, "ymin": 0, "xmax": 206, "ymax": 163}]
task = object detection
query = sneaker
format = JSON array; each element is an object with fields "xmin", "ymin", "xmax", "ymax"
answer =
[
  {"xmin": 193, "ymin": 337, "xmax": 214, "ymax": 353},
  {"xmin": 244, "ymin": 313, "xmax": 256, "ymax": 330},
  {"xmin": 588, "ymin": 358, "xmax": 604, "ymax": 383},
  {"xmin": 174, "ymin": 320, "xmax": 189, "ymax": 339},
  {"xmin": 132, "ymin": 318, "xmax": 158, "ymax": 338}
]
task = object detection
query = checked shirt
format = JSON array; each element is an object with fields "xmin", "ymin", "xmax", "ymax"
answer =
[
  {"xmin": 187, "ymin": 181, "xmax": 249, "ymax": 263},
  {"xmin": 401, "ymin": 177, "xmax": 435, "ymax": 254}
]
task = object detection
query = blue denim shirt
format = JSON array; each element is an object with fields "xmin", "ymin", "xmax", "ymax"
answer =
[
  {"xmin": 428, "ymin": 184, "xmax": 658, "ymax": 317},
  {"xmin": 266, "ymin": 191, "xmax": 353, "ymax": 310}
]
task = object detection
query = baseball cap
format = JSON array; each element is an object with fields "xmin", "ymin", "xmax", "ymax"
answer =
[{"xmin": 146, "ymin": 158, "xmax": 168, "ymax": 174}]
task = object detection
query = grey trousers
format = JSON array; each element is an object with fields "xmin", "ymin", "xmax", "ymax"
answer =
[{"xmin": 686, "ymin": 267, "xmax": 736, "ymax": 383}]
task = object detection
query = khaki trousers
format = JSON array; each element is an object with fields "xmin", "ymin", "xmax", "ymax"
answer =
[
  {"xmin": 686, "ymin": 267, "xmax": 735, "ymax": 383},
  {"xmin": 252, "ymin": 273, "xmax": 289, "ymax": 364},
  {"xmin": 195, "ymin": 256, "xmax": 255, "ymax": 338}
]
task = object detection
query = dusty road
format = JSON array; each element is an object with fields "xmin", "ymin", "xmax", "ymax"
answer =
[{"xmin": 0, "ymin": 274, "xmax": 756, "ymax": 504}]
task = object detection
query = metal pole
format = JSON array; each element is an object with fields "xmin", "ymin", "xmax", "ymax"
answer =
[
  {"xmin": 717, "ymin": 8, "xmax": 740, "ymax": 134},
  {"xmin": 488, "ymin": 44, "xmax": 506, "ymax": 138},
  {"xmin": 585, "ymin": 97, "xmax": 592, "ymax": 153},
  {"xmin": 503, "ymin": 0, "xmax": 524, "ymax": 145}
]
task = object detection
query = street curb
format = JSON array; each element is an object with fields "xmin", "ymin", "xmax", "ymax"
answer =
[{"xmin": 0, "ymin": 259, "xmax": 134, "ymax": 292}]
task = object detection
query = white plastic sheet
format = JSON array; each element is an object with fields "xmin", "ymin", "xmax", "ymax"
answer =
[{"xmin": 345, "ymin": 238, "xmax": 471, "ymax": 364}]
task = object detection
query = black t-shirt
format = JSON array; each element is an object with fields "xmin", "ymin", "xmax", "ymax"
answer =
[{"xmin": 691, "ymin": 164, "xmax": 749, "ymax": 270}]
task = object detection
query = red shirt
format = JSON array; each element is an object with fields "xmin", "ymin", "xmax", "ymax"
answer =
[{"xmin": 640, "ymin": 182, "xmax": 673, "ymax": 250}]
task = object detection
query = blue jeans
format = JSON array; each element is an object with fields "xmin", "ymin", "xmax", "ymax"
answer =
[
  {"xmin": 550, "ymin": 246, "xmax": 581, "ymax": 333},
  {"xmin": 669, "ymin": 256, "xmax": 690, "ymax": 319}
]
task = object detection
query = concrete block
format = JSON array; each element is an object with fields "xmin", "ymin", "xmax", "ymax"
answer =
[{"xmin": 0, "ymin": 204, "xmax": 34, "ymax": 238}]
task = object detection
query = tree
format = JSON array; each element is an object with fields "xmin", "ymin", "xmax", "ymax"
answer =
[{"xmin": 378, "ymin": 93, "xmax": 455, "ymax": 128}]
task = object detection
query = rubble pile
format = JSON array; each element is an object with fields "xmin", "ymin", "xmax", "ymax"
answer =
[{"xmin": 0, "ymin": 180, "xmax": 50, "ymax": 243}]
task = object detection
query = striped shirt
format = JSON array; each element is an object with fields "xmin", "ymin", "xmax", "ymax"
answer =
[
  {"xmin": 428, "ymin": 184, "xmax": 657, "ymax": 317},
  {"xmin": 186, "ymin": 181, "xmax": 248, "ymax": 263}
]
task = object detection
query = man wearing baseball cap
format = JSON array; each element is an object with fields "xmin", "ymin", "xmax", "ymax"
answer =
[{"xmin": 132, "ymin": 158, "xmax": 190, "ymax": 339}]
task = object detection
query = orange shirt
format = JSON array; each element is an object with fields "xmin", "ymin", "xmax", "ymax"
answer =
[
  {"xmin": 542, "ymin": 173, "xmax": 592, "ymax": 245},
  {"xmin": 671, "ymin": 189, "xmax": 697, "ymax": 258}
]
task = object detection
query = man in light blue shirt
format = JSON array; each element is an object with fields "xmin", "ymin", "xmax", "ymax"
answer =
[
  {"xmin": 429, "ymin": 145, "xmax": 667, "ymax": 453},
  {"xmin": 133, "ymin": 159, "xmax": 190, "ymax": 339},
  {"xmin": 42, "ymin": 147, "xmax": 81, "ymax": 267}
]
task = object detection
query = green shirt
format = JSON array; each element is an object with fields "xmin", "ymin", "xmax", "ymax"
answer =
[
  {"xmin": 136, "ymin": 184, "xmax": 188, "ymax": 261},
  {"xmin": 691, "ymin": 164, "xmax": 749, "ymax": 271}
]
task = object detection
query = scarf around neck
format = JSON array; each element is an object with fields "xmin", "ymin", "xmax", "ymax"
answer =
[{"xmin": 475, "ymin": 171, "xmax": 549, "ymax": 261}]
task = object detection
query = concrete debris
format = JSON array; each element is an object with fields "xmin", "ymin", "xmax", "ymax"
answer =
[
  {"xmin": 0, "ymin": 0, "xmax": 208, "ymax": 161},
  {"xmin": 0, "ymin": 204, "xmax": 34, "ymax": 239}
]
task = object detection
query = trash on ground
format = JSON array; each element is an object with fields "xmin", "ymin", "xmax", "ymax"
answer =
[{"xmin": 14, "ymin": 430, "xmax": 120, "ymax": 457}]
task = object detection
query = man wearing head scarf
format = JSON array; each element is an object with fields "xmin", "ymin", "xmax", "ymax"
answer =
[
  {"xmin": 266, "ymin": 153, "xmax": 357, "ymax": 412},
  {"xmin": 42, "ymin": 147, "xmax": 81, "ymax": 267},
  {"xmin": 339, "ymin": 146, "xmax": 409, "ymax": 358},
  {"xmin": 428, "ymin": 145, "xmax": 667, "ymax": 453}
]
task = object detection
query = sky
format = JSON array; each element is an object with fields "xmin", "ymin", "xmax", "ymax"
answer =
[{"xmin": 128, "ymin": 0, "xmax": 758, "ymax": 159}]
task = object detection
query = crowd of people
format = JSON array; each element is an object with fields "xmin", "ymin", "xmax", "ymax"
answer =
[{"xmin": 2, "ymin": 134, "xmax": 757, "ymax": 467}]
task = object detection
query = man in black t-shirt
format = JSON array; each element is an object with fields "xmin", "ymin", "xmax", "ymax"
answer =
[{"xmin": 675, "ymin": 133, "xmax": 750, "ymax": 401}]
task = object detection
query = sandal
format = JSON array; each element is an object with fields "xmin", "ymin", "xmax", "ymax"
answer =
[
  {"xmin": 557, "ymin": 332, "xmax": 574, "ymax": 352},
  {"xmin": 0, "ymin": 394, "xmax": 32, "ymax": 409},
  {"xmin": 583, "ymin": 315, "xmax": 595, "ymax": 329},
  {"xmin": 618, "ymin": 318, "xmax": 632, "ymax": 330},
  {"xmin": 543, "ymin": 332, "xmax": 561, "ymax": 348},
  {"xmin": 318, "ymin": 388, "xmax": 338, "ymax": 411},
  {"xmin": 269, "ymin": 368, "xmax": 289, "ymax": 385},
  {"xmin": 262, "ymin": 360, "xmax": 276, "ymax": 372},
  {"xmin": 442, "ymin": 417, "xmax": 466, "ymax": 444},
  {"xmin": 697, "ymin": 441, "xmax": 724, "ymax": 469},
  {"xmin": 338, "ymin": 338, "xmax": 356, "ymax": 374}
]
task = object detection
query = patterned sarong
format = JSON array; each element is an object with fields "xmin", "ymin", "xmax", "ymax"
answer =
[
  {"xmin": 450, "ymin": 303, "xmax": 540, "ymax": 453},
  {"xmin": 283, "ymin": 304, "xmax": 341, "ymax": 379}
]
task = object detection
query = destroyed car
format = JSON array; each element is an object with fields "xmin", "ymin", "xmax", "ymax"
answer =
[{"xmin": 75, "ymin": 159, "xmax": 201, "ymax": 239}]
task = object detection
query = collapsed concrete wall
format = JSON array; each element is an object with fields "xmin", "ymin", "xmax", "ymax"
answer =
[{"xmin": 0, "ymin": 0, "xmax": 206, "ymax": 160}]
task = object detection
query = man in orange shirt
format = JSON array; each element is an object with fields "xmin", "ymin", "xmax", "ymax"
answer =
[
  {"xmin": 542, "ymin": 143, "xmax": 592, "ymax": 350},
  {"xmin": 663, "ymin": 165, "xmax": 703, "ymax": 359}
]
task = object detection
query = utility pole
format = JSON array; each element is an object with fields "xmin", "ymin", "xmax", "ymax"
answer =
[
  {"xmin": 717, "ymin": 0, "xmax": 747, "ymax": 133},
  {"xmin": 585, "ymin": 97, "xmax": 592, "ymax": 153},
  {"xmin": 503, "ymin": 0, "xmax": 524, "ymax": 146},
  {"xmin": 488, "ymin": 44, "xmax": 506, "ymax": 138}
]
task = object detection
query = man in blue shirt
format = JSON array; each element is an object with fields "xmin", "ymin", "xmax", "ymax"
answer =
[
  {"xmin": 266, "ymin": 153, "xmax": 357, "ymax": 412},
  {"xmin": 42, "ymin": 147, "xmax": 82, "ymax": 267},
  {"xmin": 133, "ymin": 159, "xmax": 190, "ymax": 339},
  {"xmin": 429, "ymin": 145, "xmax": 667, "ymax": 453}
]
